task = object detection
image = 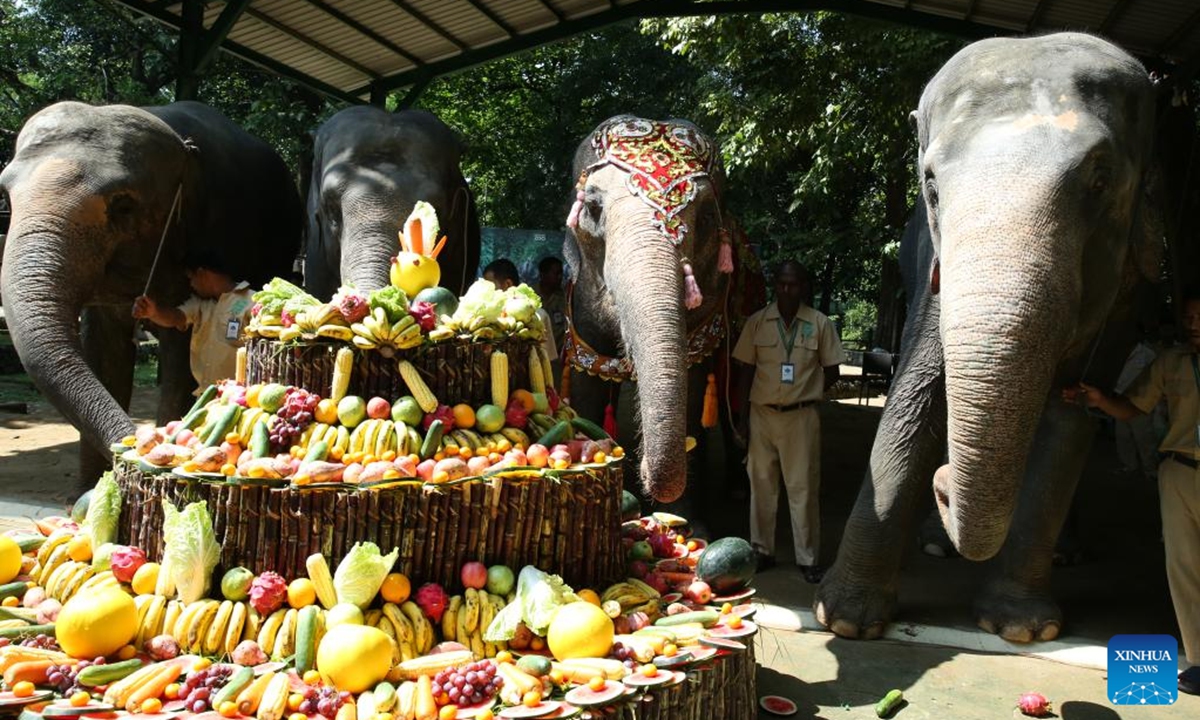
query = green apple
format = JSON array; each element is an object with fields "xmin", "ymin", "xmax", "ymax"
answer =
[{"xmin": 337, "ymin": 396, "xmax": 367, "ymax": 428}]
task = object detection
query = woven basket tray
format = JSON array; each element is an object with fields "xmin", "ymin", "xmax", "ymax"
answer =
[
  {"xmin": 245, "ymin": 337, "xmax": 535, "ymax": 407},
  {"xmin": 113, "ymin": 459, "xmax": 624, "ymax": 592}
]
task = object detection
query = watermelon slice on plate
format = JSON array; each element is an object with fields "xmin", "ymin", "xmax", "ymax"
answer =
[
  {"xmin": 40, "ymin": 701, "xmax": 117, "ymax": 718},
  {"xmin": 699, "ymin": 635, "xmax": 746, "ymax": 652},
  {"xmin": 622, "ymin": 670, "xmax": 676, "ymax": 689},
  {"xmin": 759, "ymin": 696, "xmax": 798, "ymax": 716},
  {"xmin": 685, "ymin": 646, "xmax": 718, "ymax": 664},
  {"xmin": 709, "ymin": 587, "xmax": 756, "ymax": 604},
  {"xmin": 564, "ymin": 680, "xmax": 625, "ymax": 707},
  {"xmin": 652, "ymin": 651, "xmax": 693, "ymax": 668},
  {"xmin": 660, "ymin": 592, "xmax": 683, "ymax": 604},
  {"xmin": 497, "ymin": 701, "xmax": 563, "ymax": 718},
  {"xmin": 707, "ymin": 619, "xmax": 758, "ymax": 639},
  {"xmin": 0, "ymin": 692, "xmax": 55, "ymax": 709},
  {"xmin": 453, "ymin": 700, "xmax": 499, "ymax": 718},
  {"xmin": 538, "ymin": 704, "xmax": 580, "ymax": 719},
  {"xmin": 121, "ymin": 713, "xmax": 180, "ymax": 720}
]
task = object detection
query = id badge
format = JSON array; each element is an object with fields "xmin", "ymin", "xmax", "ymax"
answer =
[
  {"xmin": 225, "ymin": 319, "xmax": 241, "ymax": 341},
  {"xmin": 781, "ymin": 363, "xmax": 795, "ymax": 384}
]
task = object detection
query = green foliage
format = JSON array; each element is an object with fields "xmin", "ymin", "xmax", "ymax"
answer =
[{"xmin": 838, "ymin": 297, "xmax": 878, "ymax": 350}]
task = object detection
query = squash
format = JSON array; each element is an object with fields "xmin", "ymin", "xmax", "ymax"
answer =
[{"xmin": 316, "ymin": 624, "xmax": 393, "ymax": 693}]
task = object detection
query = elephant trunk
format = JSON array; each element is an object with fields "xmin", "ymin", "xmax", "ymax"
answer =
[
  {"xmin": 1, "ymin": 227, "xmax": 136, "ymax": 453},
  {"xmin": 931, "ymin": 185, "xmax": 1078, "ymax": 561},
  {"xmin": 340, "ymin": 224, "xmax": 394, "ymax": 293},
  {"xmin": 604, "ymin": 198, "xmax": 689, "ymax": 502}
]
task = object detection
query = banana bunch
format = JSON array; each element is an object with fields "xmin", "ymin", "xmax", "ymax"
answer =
[
  {"xmin": 346, "ymin": 418, "xmax": 413, "ymax": 457},
  {"xmin": 255, "ymin": 606, "xmax": 309, "ymax": 661},
  {"xmin": 152, "ymin": 598, "xmax": 251, "ymax": 656},
  {"xmin": 442, "ymin": 589, "xmax": 507, "ymax": 658},
  {"xmin": 601, "ymin": 578, "xmax": 662, "ymax": 614},
  {"xmin": 247, "ymin": 310, "xmax": 284, "ymax": 338},
  {"xmin": 351, "ymin": 308, "xmax": 421, "ymax": 351},
  {"xmin": 301, "ymin": 422, "xmax": 352, "ymax": 457},
  {"xmin": 274, "ymin": 303, "xmax": 354, "ymax": 343},
  {"xmin": 236, "ymin": 407, "xmax": 270, "ymax": 445},
  {"xmin": 31, "ymin": 529, "xmax": 75, "ymax": 584},
  {"xmin": 42, "ymin": 561, "xmax": 118, "ymax": 602},
  {"xmin": 526, "ymin": 413, "xmax": 559, "ymax": 440},
  {"xmin": 438, "ymin": 427, "xmax": 530, "ymax": 454},
  {"xmin": 372, "ymin": 601, "xmax": 432, "ymax": 663}
]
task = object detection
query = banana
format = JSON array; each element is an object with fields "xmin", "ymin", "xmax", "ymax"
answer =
[
  {"xmin": 43, "ymin": 560, "xmax": 74, "ymax": 599},
  {"xmin": 317, "ymin": 325, "xmax": 354, "ymax": 341},
  {"xmin": 394, "ymin": 323, "xmax": 422, "ymax": 349},
  {"xmin": 79, "ymin": 570, "xmax": 119, "ymax": 593},
  {"xmin": 441, "ymin": 596, "xmax": 461, "ymax": 642},
  {"xmin": 456, "ymin": 603, "xmax": 470, "ymax": 656},
  {"xmin": 36, "ymin": 529, "xmax": 73, "ymax": 565},
  {"xmin": 349, "ymin": 423, "xmax": 367, "ymax": 454},
  {"xmin": 626, "ymin": 577, "xmax": 661, "ymax": 599},
  {"xmin": 351, "ymin": 322, "xmax": 374, "ymax": 339},
  {"xmin": 374, "ymin": 420, "xmax": 395, "ymax": 456},
  {"xmin": 137, "ymin": 595, "xmax": 167, "ymax": 649},
  {"xmin": 478, "ymin": 593, "xmax": 495, "ymax": 657},
  {"xmin": 161, "ymin": 600, "xmax": 184, "ymax": 640},
  {"xmin": 376, "ymin": 615, "xmax": 403, "ymax": 665},
  {"xmin": 257, "ymin": 608, "xmax": 287, "ymax": 657},
  {"xmin": 279, "ymin": 325, "xmax": 302, "ymax": 343},
  {"xmin": 172, "ymin": 601, "xmax": 202, "ymax": 646},
  {"xmin": 256, "ymin": 671, "xmax": 290, "ymax": 720},
  {"xmin": 361, "ymin": 420, "xmax": 381, "ymax": 457},
  {"xmin": 335, "ymin": 426, "xmax": 351, "ymax": 454},
  {"xmin": 322, "ymin": 424, "xmax": 340, "ymax": 447},
  {"xmin": 273, "ymin": 608, "xmax": 298, "ymax": 660},
  {"xmin": 204, "ymin": 600, "xmax": 234, "ymax": 655},
  {"xmin": 307, "ymin": 424, "xmax": 330, "ymax": 450},
  {"xmin": 364, "ymin": 609, "xmax": 383, "ymax": 628},
  {"xmin": 399, "ymin": 601, "xmax": 432, "ymax": 654},
  {"xmin": 188, "ymin": 599, "xmax": 221, "ymax": 653},
  {"xmin": 65, "ymin": 564, "xmax": 96, "ymax": 601},
  {"xmin": 225, "ymin": 601, "xmax": 248, "ymax": 655},
  {"xmin": 243, "ymin": 607, "xmax": 263, "ymax": 642},
  {"xmin": 500, "ymin": 427, "xmax": 531, "ymax": 447},
  {"xmin": 393, "ymin": 422, "xmax": 409, "ymax": 455},
  {"xmin": 133, "ymin": 593, "xmax": 153, "ymax": 634},
  {"xmin": 382, "ymin": 603, "xmax": 414, "ymax": 646},
  {"xmin": 40, "ymin": 544, "xmax": 71, "ymax": 588},
  {"xmin": 352, "ymin": 335, "xmax": 378, "ymax": 350}
]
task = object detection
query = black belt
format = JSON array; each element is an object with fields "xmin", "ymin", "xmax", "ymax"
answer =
[
  {"xmin": 764, "ymin": 400, "xmax": 818, "ymax": 413},
  {"xmin": 1169, "ymin": 453, "xmax": 1199, "ymax": 469}
]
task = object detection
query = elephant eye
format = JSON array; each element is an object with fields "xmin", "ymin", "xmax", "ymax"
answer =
[
  {"xmin": 923, "ymin": 172, "xmax": 939, "ymax": 213},
  {"xmin": 107, "ymin": 194, "xmax": 137, "ymax": 223},
  {"xmin": 1090, "ymin": 166, "xmax": 1112, "ymax": 194}
]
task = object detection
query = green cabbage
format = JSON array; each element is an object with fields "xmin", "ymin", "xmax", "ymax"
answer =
[
  {"xmin": 82, "ymin": 471, "xmax": 121, "ymax": 550},
  {"xmin": 253, "ymin": 277, "xmax": 316, "ymax": 315},
  {"xmin": 484, "ymin": 565, "xmax": 579, "ymax": 641},
  {"xmin": 504, "ymin": 285, "xmax": 542, "ymax": 324},
  {"xmin": 369, "ymin": 286, "xmax": 409, "ymax": 324},
  {"xmin": 333, "ymin": 542, "xmax": 399, "ymax": 609},
  {"xmin": 453, "ymin": 280, "xmax": 506, "ymax": 325},
  {"xmin": 161, "ymin": 499, "xmax": 220, "ymax": 604}
]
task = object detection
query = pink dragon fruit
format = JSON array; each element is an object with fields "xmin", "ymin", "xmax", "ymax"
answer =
[
  {"xmin": 408, "ymin": 300, "xmax": 437, "ymax": 332},
  {"xmin": 423, "ymin": 405, "xmax": 456, "ymax": 431},
  {"xmin": 110, "ymin": 545, "xmax": 147, "ymax": 584},
  {"xmin": 337, "ymin": 290, "xmax": 369, "ymax": 323},
  {"xmin": 280, "ymin": 310, "xmax": 296, "ymax": 328},
  {"xmin": 1016, "ymin": 692, "xmax": 1052, "ymax": 717},
  {"xmin": 546, "ymin": 387, "xmax": 561, "ymax": 413},
  {"xmin": 414, "ymin": 582, "xmax": 449, "ymax": 623},
  {"xmin": 504, "ymin": 397, "xmax": 528, "ymax": 429},
  {"xmin": 248, "ymin": 571, "xmax": 288, "ymax": 616},
  {"xmin": 647, "ymin": 531, "xmax": 676, "ymax": 558},
  {"xmin": 251, "ymin": 303, "xmax": 263, "ymax": 317}
]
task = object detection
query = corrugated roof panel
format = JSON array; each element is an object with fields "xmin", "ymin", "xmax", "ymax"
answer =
[
  {"xmin": 974, "ymin": 0, "xmax": 1039, "ymax": 23},
  {"xmin": 1041, "ymin": 0, "xmax": 1120, "ymax": 32},
  {"xmin": 1110, "ymin": 0, "xmax": 1198, "ymax": 55},
  {"xmin": 227, "ymin": 12, "xmax": 380, "ymax": 84},
  {"xmin": 413, "ymin": 0, "xmax": 512, "ymax": 47},
  {"xmin": 907, "ymin": 1, "xmax": 974, "ymax": 21},
  {"xmin": 246, "ymin": 1, "xmax": 414, "ymax": 72},
  {"xmin": 324, "ymin": 0, "xmax": 460, "ymax": 61},
  {"xmin": 489, "ymin": 0, "xmax": 561, "ymax": 33},
  {"xmin": 556, "ymin": 0, "xmax": 620, "ymax": 19}
]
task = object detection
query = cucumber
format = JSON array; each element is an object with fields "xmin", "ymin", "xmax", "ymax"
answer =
[
  {"xmin": 189, "ymin": 384, "xmax": 220, "ymax": 417},
  {"xmin": 0, "ymin": 606, "xmax": 37, "ymax": 624},
  {"xmin": 203, "ymin": 403, "xmax": 242, "ymax": 447},
  {"xmin": 212, "ymin": 665, "xmax": 255, "ymax": 708},
  {"xmin": 570, "ymin": 416, "xmax": 610, "ymax": 441},
  {"xmin": 293, "ymin": 605, "xmax": 319, "ymax": 675},
  {"xmin": 168, "ymin": 406, "xmax": 208, "ymax": 443},
  {"xmin": 76, "ymin": 658, "xmax": 144, "ymax": 687},
  {"xmin": 0, "ymin": 622, "xmax": 54, "ymax": 639},
  {"xmin": 536, "ymin": 420, "xmax": 573, "ymax": 447},
  {"xmin": 304, "ymin": 440, "xmax": 329, "ymax": 463},
  {"xmin": 14, "ymin": 535, "xmax": 45, "ymax": 553},
  {"xmin": 251, "ymin": 420, "xmax": 271, "ymax": 458},
  {"xmin": 654, "ymin": 611, "xmax": 720, "ymax": 628},
  {"xmin": 0, "ymin": 581, "xmax": 32, "ymax": 600},
  {"xmin": 420, "ymin": 420, "xmax": 444, "ymax": 461},
  {"xmin": 874, "ymin": 689, "xmax": 904, "ymax": 718}
]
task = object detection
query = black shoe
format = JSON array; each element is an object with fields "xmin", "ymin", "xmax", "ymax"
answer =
[
  {"xmin": 1179, "ymin": 666, "xmax": 1200, "ymax": 696},
  {"xmin": 756, "ymin": 553, "xmax": 776, "ymax": 572},
  {"xmin": 799, "ymin": 564, "xmax": 826, "ymax": 584}
]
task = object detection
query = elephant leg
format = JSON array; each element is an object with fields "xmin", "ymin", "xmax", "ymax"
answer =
[
  {"xmin": 79, "ymin": 305, "xmax": 136, "ymax": 490},
  {"xmin": 973, "ymin": 400, "xmax": 1095, "ymax": 643},
  {"xmin": 814, "ymin": 291, "xmax": 946, "ymax": 639},
  {"xmin": 155, "ymin": 327, "xmax": 196, "ymax": 425}
]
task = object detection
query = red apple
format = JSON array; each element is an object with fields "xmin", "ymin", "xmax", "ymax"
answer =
[
  {"xmin": 460, "ymin": 561, "xmax": 487, "ymax": 590},
  {"xmin": 367, "ymin": 397, "xmax": 392, "ymax": 419},
  {"xmin": 685, "ymin": 580, "xmax": 713, "ymax": 605}
]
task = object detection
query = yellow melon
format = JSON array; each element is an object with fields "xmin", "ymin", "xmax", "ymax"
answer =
[
  {"xmin": 547, "ymin": 601, "xmax": 614, "ymax": 660},
  {"xmin": 0, "ymin": 536, "xmax": 22, "ymax": 584},
  {"xmin": 316, "ymin": 624, "xmax": 393, "ymax": 693},
  {"xmin": 55, "ymin": 588, "xmax": 137, "ymax": 659}
]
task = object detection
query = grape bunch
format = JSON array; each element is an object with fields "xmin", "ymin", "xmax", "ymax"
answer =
[
  {"xmin": 47, "ymin": 657, "xmax": 104, "ymax": 694},
  {"xmin": 432, "ymin": 661, "xmax": 501, "ymax": 708},
  {"xmin": 298, "ymin": 686, "xmax": 350, "ymax": 717},
  {"xmin": 20, "ymin": 634, "xmax": 60, "ymax": 651},
  {"xmin": 279, "ymin": 388, "xmax": 318, "ymax": 426},
  {"xmin": 268, "ymin": 416, "xmax": 302, "ymax": 454},
  {"xmin": 180, "ymin": 664, "xmax": 234, "ymax": 713},
  {"xmin": 610, "ymin": 642, "xmax": 637, "ymax": 670}
]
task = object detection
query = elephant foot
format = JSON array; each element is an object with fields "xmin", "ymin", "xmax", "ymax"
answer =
[
  {"xmin": 973, "ymin": 579, "xmax": 1062, "ymax": 643},
  {"xmin": 813, "ymin": 564, "xmax": 897, "ymax": 640}
]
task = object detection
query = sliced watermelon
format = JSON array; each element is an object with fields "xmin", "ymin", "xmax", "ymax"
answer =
[
  {"xmin": 537, "ymin": 704, "xmax": 581, "ymax": 719},
  {"xmin": 622, "ymin": 671, "xmax": 675, "ymax": 688},
  {"xmin": 709, "ymin": 586, "xmax": 756, "ymax": 604},
  {"xmin": 759, "ymin": 695, "xmax": 798, "ymax": 716},
  {"xmin": 0, "ymin": 691, "xmax": 55, "ymax": 709},
  {"xmin": 685, "ymin": 646, "xmax": 718, "ymax": 664},
  {"xmin": 652, "ymin": 651, "xmax": 693, "ymax": 668},
  {"xmin": 706, "ymin": 620, "xmax": 758, "ymax": 639},
  {"xmin": 659, "ymin": 593, "xmax": 683, "ymax": 604},
  {"xmin": 699, "ymin": 635, "xmax": 746, "ymax": 652},
  {"xmin": 40, "ymin": 701, "xmax": 117, "ymax": 718},
  {"xmin": 564, "ymin": 680, "xmax": 625, "ymax": 707},
  {"xmin": 496, "ymin": 700, "xmax": 563, "ymax": 718}
]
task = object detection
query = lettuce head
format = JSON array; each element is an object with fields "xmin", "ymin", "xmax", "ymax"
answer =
[
  {"xmin": 484, "ymin": 565, "xmax": 579, "ymax": 641},
  {"xmin": 161, "ymin": 499, "xmax": 220, "ymax": 604},
  {"xmin": 334, "ymin": 542, "xmax": 399, "ymax": 609}
]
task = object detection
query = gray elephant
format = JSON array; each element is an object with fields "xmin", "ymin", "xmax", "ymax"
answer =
[
  {"xmin": 306, "ymin": 107, "xmax": 480, "ymax": 298},
  {"xmin": 564, "ymin": 115, "xmax": 745, "ymax": 505},
  {"xmin": 815, "ymin": 33, "xmax": 1161, "ymax": 642},
  {"xmin": 1, "ymin": 101, "xmax": 302, "ymax": 487}
]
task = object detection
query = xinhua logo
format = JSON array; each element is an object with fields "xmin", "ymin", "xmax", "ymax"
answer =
[{"xmin": 1108, "ymin": 635, "xmax": 1177, "ymax": 705}]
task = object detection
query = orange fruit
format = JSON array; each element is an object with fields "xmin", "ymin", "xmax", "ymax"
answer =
[
  {"xmin": 315, "ymin": 398, "xmax": 339, "ymax": 425},
  {"xmin": 287, "ymin": 578, "xmax": 316, "ymax": 608},
  {"xmin": 452, "ymin": 404, "xmax": 476, "ymax": 428},
  {"xmin": 70, "ymin": 692, "xmax": 90, "ymax": 707},
  {"xmin": 245, "ymin": 384, "xmax": 263, "ymax": 408},
  {"xmin": 66, "ymin": 533, "xmax": 92, "ymax": 563},
  {"xmin": 142, "ymin": 698, "xmax": 164, "ymax": 714},
  {"xmin": 12, "ymin": 681, "xmax": 34, "ymax": 697},
  {"xmin": 380, "ymin": 573, "xmax": 411, "ymax": 604},
  {"xmin": 576, "ymin": 589, "xmax": 601, "ymax": 606},
  {"xmin": 510, "ymin": 389, "xmax": 535, "ymax": 412}
]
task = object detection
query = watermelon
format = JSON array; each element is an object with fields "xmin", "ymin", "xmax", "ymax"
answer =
[
  {"xmin": 413, "ymin": 287, "xmax": 459, "ymax": 317},
  {"xmin": 70, "ymin": 490, "xmax": 93, "ymax": 523},
  {"xmin": 620, "ymin": 491, "xmax": 641, "ymax": 521},
  {"xmin": 564, "ymin": 681, "xmax": 625, "ymax": 707},
  {"xmin": 759, "ymin": 696, "xmax": 798, "ymax": 717},
  {"xmin": 694, "ymin": 537, "xmax": 756, "ymax": 593}
]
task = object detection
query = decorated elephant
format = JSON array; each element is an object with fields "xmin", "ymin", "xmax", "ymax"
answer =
[
  {"xmin": 563, "ymin": 115, "xmax": 760, "ymax": 507},
  {"xmin": 0, "ymin": 100, "xmax": 302, "ymax": 487},
  {"xmin": 305, "ymin": 107, "xmax": 480, "ymax": 299},
  {"xmin": 815, "ymin": 33, "xmax": 1161, "ymax": 642}
]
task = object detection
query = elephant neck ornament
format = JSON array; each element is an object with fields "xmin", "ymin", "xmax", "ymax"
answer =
[{"xmin": 563, "ymin": 117, "xmax": 737, "ymax": 383}]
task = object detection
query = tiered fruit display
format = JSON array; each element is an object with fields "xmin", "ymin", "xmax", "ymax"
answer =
[{"xmin": 0, "ymin": 493, "xmax": 754, "ymax": 720}]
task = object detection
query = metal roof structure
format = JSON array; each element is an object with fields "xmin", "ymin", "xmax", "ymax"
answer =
[{"xmin": 112, "ymin": 1, "xmax": 1200, "ymax": 105}]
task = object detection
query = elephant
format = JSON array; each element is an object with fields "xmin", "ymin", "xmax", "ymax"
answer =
[
  {"xmin": 814, "ymin": 33, "xmax": 1162, "ymax": 643},
  {"xmin": 563, "ymin": 115, "xmax": 750, "ymax": 509},
  {"xmin": 305, "ymin": 106, "xmax": 480, "ymax": 299},
  {"xmin": 0, "ymin": 100, "xmax": 302, "ymax": 488}
]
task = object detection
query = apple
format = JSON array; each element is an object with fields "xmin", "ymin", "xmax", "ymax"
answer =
[
  {"xmin": 367, "ymin": 397, "xmax": 392, "ymax": 420},
  {"xmin": 467, "ymin": 456, "xmax": 491, "ymax": 476},
  {"xmin": 460, "ymin": 561, "xmax": 488, "ymax": 590},
  {"xmin": 485, "ymin": 565, "xmax": 515, "ymax": 596},
  {"xmin": 337, "ymin": 396, "xmax": 367, "ymax": 428},
  {"xmin": 685, "ymin": 580, "xmax": 713, "ymax": 605}
]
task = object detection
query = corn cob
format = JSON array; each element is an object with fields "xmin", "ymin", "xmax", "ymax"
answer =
[
  {"xmin": 398, "ymin": 360, "xmax": 437, "ymax": 413},
  {"xmin": 305, "ymin": 553, "xmax": 337, "ymax": 609},
  {"xmin": 235, "ymin": 347, "xmax": 247, "ymax": 385},
  {"xmin": 331, "ymin": 347, "xmax": 354, "ymax": 403},
  {"xmin": 538, "ymin": 346, "xmax": 555, "ymax": 394},
  {"xmin": 528, "ymin": 347, "xmax": 545, "ymax": 395},
  {"xmin": 491, "ymin": 351, "xmax": 509, "ymax": 408}
]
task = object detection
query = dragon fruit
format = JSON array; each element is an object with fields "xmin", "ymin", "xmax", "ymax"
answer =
[
  {"xmin": 248, "ymin": 571, "xmax": 288, "ymax": 616},
  {"xmin": 414, "ymin": 582, "xmax": 449, "ymax": 623},
  {"xmin": 251, "ymin": 303, "xmax": 263, "ymax": 317},
  {"xmin": 409, "ymin": 300, "xmax": 437, "ymax": 332},
  {"xmin": 280, "ymin": 310, "xmax": 296, "ymax": 328},
  {"xmin": 505, "ymin": 397, "xmax": 528, "ymax": 429},
  {"xmin": 546, "ymin": 387, "xmax": 561, "ymax": 413},
  {"xmin": 1016, "ymin": 692, "xmax": 1052, "ymax": 717},
  {"xmin": 110, "ymin": 545, "xmax": 147, "ymax": 584},
  {"xmin": 647, "ymin": 531, "xmax": 676, "ymax": 558},
  {"xmin": 423, "ymin": 405, "xmax": 455, "ymax": 431},
  {"xmin": 336, "ymin": 289, "xmax": 369, "ymax": 323}
]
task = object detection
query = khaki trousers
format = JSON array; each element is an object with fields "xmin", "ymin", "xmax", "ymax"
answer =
[
  {"xmin": 747, "ymin": 403, "xmax": 820, "ymax": 565},
  {"xmin": 1160, "ymin": 455, "xmax": 1200, "ymax": 663}
]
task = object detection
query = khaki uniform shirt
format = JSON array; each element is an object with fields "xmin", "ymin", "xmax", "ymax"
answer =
[
  {"xmin": 733, "ymin": 302, "xmax": 844, "ymax": 406},
  {"xmin": 178, "ymin": 282, "xmax": 254, "ymax": 392},
  {"xmin": 1125, "ymin": 345, "xmax": 1200, "ymax": 460}
]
